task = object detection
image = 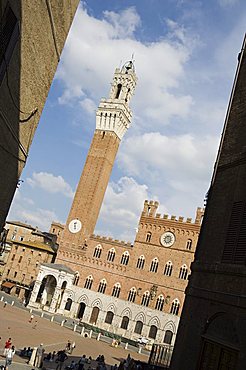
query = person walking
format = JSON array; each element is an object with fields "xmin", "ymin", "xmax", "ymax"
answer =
[
  {"xmin": 56, "ymin": 349, "xmax": 68, "ymax": 370},
  {"xmin": 3, "ymin": 338, "xmax": 12, "ymax": 356},
  {"xmin": 5, "ymin": 345, "xmax": 15, "ymax": 370}
]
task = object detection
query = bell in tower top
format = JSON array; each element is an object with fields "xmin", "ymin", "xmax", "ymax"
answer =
[{"xmin": 121, "ymin": 60, "xmax": 135, "ymax": 74}]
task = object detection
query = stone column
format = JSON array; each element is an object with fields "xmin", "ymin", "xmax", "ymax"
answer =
[
  {"xmin": 28, "ymin": 280, "xmax": 42, "ymax": 307},
  {"xmin": 49, "ymin": 286, "xmax": 61, "ymax": 313}
]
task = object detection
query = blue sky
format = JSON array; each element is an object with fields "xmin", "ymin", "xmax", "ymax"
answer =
[{"xmin": 8, "ymin": 0, "xmax": 246, "ymax": 241}]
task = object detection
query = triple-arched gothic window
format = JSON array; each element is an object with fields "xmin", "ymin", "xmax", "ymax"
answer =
[
  {"xmin": 136, "ymin": 255, "xmax": 145, "ymax": 269},
  {"xmin": 112, "ymin": 282, "xmax": 121, "ymax": 298},
  {"xmin": 141, "ymin": 291, "xmax": 150, "ymax": 307},
  {"xmin": 155, "ymin": 295, "xmax": 165, "ymax": 311},
  {"xmin": 107, "ymin": 248, "xmax": 115, "ymax": 262},
  {"xmin": 128, "ymin": 287, "xmax": 136, "ymax": 303},
  {"xmin": 98, "ymin": 278, "xmax": 107, "ymax": 294},
  {"xmin": 150, "ymin": 257, "xmax": 159, "ymax": 273},
  {"xmin": 170, "ymin": 299, "xmax": 180, "ymax": 315},
  {"xmin": 84, "ymin": 275, "xmax": 93, "ymax": 290},
  {"xmin": 120, "ymin": 251, "xmax": 129, "ymax": 265},
  {"xmin": 164, "ymin": 261, "xmax": 173, "ymax": 276},
  {"xmin": 179, "ymin": 264, "xmax": 188, "ymax": 280},
  {"xmin": 93, "ymin": 245, "xmax": 102, "ymax": 258}
]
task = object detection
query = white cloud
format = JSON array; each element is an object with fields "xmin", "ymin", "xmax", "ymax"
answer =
[
  {"xmin": 7, "ymin": 190, "xmax": 60, "ymax": 231},
  {"xmin": 79, "ymin": 98, "xmax": 96, "ymax": 115},
  {"xmin": 119, "ymin": 132, "xmax": 219, "ymax": 181},
  {"xmin": 56, "ymin": 4, "xmax": 196, "ymax": 127},
  {"xmin": 95, "ymin": 177, "xmax": 162, "ymax": 241},
  {"xmin": 103, "ymin": 7, "xmax": 141, "ymax": 38},
  {"xmin": 27, "ymin": 172, "xmax": 74, "ymax": 199}
]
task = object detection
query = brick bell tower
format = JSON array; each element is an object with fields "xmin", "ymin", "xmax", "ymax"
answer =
[{"xmin": 58, "ymin": 61, "xmax": 137, "ymax": 252}]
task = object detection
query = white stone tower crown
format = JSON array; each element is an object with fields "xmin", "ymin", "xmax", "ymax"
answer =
[{"xmin": 96, "ymin": 61, "xmax": 137, "ymax": 140}]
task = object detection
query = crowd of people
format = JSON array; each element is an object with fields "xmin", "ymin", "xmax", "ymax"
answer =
[{"xmin": 0, "ymin": 335, "xmax": 144, "ymax": 370}]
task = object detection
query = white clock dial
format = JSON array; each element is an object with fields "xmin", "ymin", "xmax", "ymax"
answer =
[
  {"xmin": 160, "ymin": 231, "xmax": 175, "ymax": 247},
  {"xmin": 68, "ymin": 219, "xmax": 82, "ymax": 234}
]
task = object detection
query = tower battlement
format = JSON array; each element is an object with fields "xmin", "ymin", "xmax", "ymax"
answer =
[
  {"xmin": 141, "ymin": 200, "xmax": 204, "ymax": 225},
  {"xmin": 90, "ymin": 234, "xmax": 132, "ymax": 248}
]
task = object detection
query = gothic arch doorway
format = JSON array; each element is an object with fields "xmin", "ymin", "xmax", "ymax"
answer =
[
  {"xmin": 89, "ymin": 306, "xmax": 99, "ymax": 324},
  {"xmin": 77, "ymin": 302, "xmax": 86, "ymax": 319}
]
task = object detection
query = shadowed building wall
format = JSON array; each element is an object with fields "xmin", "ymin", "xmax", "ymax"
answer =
[
  {"xmin": 170, "ymin": 35, "xmax": 246, "ymax": 370},
  {"xmin": 0, "ymin": 0, "xmax": 79, "ymax": 234}
]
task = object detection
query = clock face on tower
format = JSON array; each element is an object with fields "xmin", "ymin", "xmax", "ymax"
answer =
[
  {"xmin": 160, "ymin": 231, "xmax": 175, "ymax": 247},
  {"xmin": 68, "ymin": 219, "xmax": 82, "ymax": 234}
]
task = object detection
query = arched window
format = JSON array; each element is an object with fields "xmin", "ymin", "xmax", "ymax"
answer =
[
  {"xmin": 84, "ymin": 275, "xmax": 93, "ymax": 290},
  {"xmin": 107, "ymin": 248, "xmax": 115, "ymax": 262},
  {"xmin": 93, "ymin": 245, "xmax": 102, "ymax": 259},
  {"xmin": 136, "ymin": 255, "xmax": 145, "ymax": 269},
  {"xmin": 150, "ymin": 257, "xmax": 159, "ymax": 273},
  {"xmin": 141, "ymin": 291, "xmax": 150, "ymax": 307},
  {"xmin": 98, "ymin": 279, "xmax": 107, "ymax": 294},
  {"xmin": 115, "ymin": 83, "xmax": 122, "ymax": 99},
  {"xmin": 105, "ymin": 311, "xmax": 114, "ymax": 324},
  {"xmin": 163, "ymin": 330, "xmax": 173, "ymax": 345},
  {"xmin": 121, "ymin": 316, "xmax": 129, "ymax": 330},
  {"xmin": 64, "ymin": 298, "xmax": 72, "ymax": 311},
  {"xmin": 164, "ymin": 261, "xmax": 173, "ymax": 276},
  {"xmin": 170, "ymin": 299, "xmax": 180, "ymax": 315},
  {"xmin": 186, "ymin": 239, "xmax": 192, "ymax": 250},
  {"xmin": 74, "ymin": 272, "xmax": 79, "ymax": 286},
  {"xmin": 149, "ymin": 325, "xmax": 158, "ymax": 339},
  {"xmin": 112, "ymin": 283, "xmax": 121, "ymax": 298},
  {"xmin": 128, "ymin": 287, "xmax": 136, "ymax": 303},
  {"xmin": 120, "ymin": 251, "xmax": 129, "ymax": 265},
  {"xmin": 134, "ymin": 321, "xmax": 143, "ymax": 335},
  {"xmin": 146, "ymin": 232, "xmax": 152, "ymax": 242},
  {"xmin": 155, "ymin": 295, "xmax": 165, "ymax": 311},
  {"xmin": 179, "ymin": 265, "xmax": 188, "ymax": 280}
]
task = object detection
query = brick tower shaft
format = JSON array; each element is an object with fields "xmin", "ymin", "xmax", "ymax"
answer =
[{"xmin": 58, "ymin": 61, "xmax": 137, "ymax": 252}]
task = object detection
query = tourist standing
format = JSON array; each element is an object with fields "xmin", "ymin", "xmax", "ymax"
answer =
[
  {"xmin": 56, "ymin": 349, "xmax": 68, "ymax": 370},
  {"xmin": 5, "ymin": 345, "xmax": 15, "ymax": 370}
]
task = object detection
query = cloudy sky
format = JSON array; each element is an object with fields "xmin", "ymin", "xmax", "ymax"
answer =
[{"xmin": 8, "ymin": 0, "xmax": 246, "ymax": 241}]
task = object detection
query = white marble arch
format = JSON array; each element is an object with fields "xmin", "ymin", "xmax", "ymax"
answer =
[
  {"xmin": 148, "ymin": 315, "xmax": 161, "ymax": 328},
  {"xmin": 121, "ymin": 307, "xmax": 132, "ymax": 319},
  {"xmin": 163, "ymin": 320, "xmax": 176, "ymax": 334},
  {"xmin": 77, "ymin": 293, "xmax": 89, "ymax": 305},
  {"xmin": 106, "ymin": 302, "xmax": 117, "ymax": 314},
  {"xmin": 134, "ymin": 311, "xmax": 146, "ymax": 324},
  {"xmin": 91, "ymin": 297, "xmax": 103, "ymax": 310}
]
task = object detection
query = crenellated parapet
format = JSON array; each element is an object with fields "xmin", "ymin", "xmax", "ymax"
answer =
[
  {"xmin": 90, "ymin": 234, "xmax": 132, "ymax": 248},
  {"xmin": 141, "ymin": 200, "xmax": 204, "ymax": 226}
]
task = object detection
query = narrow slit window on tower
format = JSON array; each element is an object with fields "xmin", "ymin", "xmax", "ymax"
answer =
[
  {"xmin": 115, "ymin": 83, "xmax": 122, "ymax": 99},
  {"xmin": 146, "ymin": 232, "xmax": 152, "ymax": 242}
]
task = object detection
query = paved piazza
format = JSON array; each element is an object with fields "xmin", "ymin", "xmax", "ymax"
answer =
[{"xmin": 0, "ymin": 300, "xmax": 148, "ymax": 369}]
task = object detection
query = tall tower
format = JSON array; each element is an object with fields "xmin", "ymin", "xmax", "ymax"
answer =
[
  {"xmin": 170, "ymin": 36, "xmax": 246, "ymax": 369},
  {"xmin": 60, "ymin": 61, "xmax": 137, "ymax": 251}
]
